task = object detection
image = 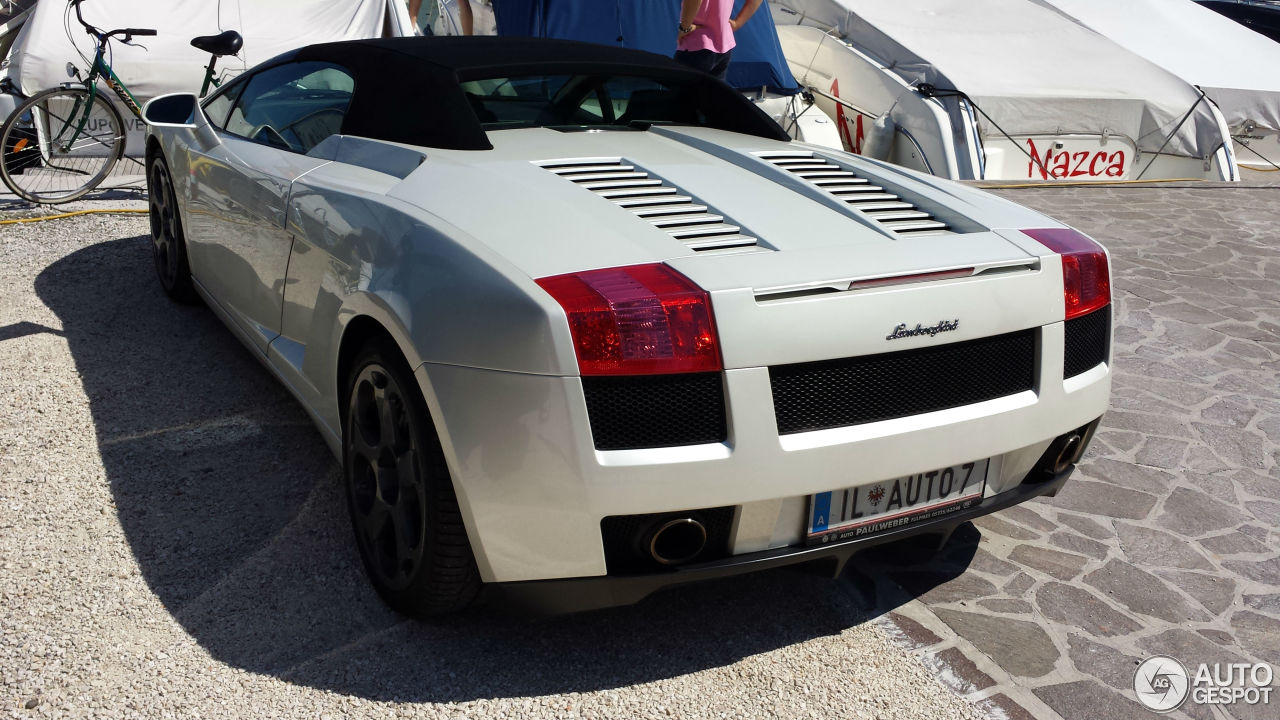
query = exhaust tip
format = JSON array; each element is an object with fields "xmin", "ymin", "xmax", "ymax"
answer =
[
  {"xmin": 1022, "ymin": 418, "xmax": 1103, "ymax": 486},
  {"xmin": 649, "ymin": 518, "xmax": 708, "ymax": 566},
  {"xmin": 1069, "ymin": 422, "xmax": 1097, "ymax": 465},
  {"xmin": 1052, "ymin": 433, "xmax": 1082, "ymax": 474}
]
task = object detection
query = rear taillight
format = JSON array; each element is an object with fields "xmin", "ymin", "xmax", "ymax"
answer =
[
  {"xmin": 537, "ymin": 263, "xmax": 722, "ymax": 375},
  {"xmin": 1023, "ymin": 228, "xmax": 1111, "ymax": 320}
]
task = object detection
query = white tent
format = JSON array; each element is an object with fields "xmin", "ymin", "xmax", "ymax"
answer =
[
  {"xmin": 7, "ymin": 0, "xmax": 414, "ymax": 101},
  {"xmin": 774, "ymin": 0, "xmax": 1239, "ymax": 181},
  {"xmin": 1034, "ymin": 0, "xmax": 1280, "ymax": 169},
  {"xmin": 1, "ymin": 0, "xmax": 414, "ymax": 158}
]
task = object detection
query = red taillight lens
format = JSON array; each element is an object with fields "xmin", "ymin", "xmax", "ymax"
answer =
[
  {"xmin": 537, "ymin": 263, "xmax": 722, "ymax": 376},
  {"xmin": 1023, "ymin": 228, "xmax": 1111, "ymax": 320}
]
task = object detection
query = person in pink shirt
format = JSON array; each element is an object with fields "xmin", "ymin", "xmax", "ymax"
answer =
[{"xmin": 676, "ymin": 0, "xmax": 763, "ymax": 81}]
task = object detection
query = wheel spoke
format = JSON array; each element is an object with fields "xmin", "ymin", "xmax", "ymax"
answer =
[
  {"xmin": 349, "ymin": 416, "xmax": 381, "ymax": 462},
  {"xmin": 164, "ymin": 208, "xmax": 178, "ymax": 244},
  {"xmin": 405, "ymin": 481, "xmax": 427, "ymax": 551},
  {"xmin": 374, "ymin": 384, "xmax": 405, "ymax": 453},
  {"xmin": 359, "ymin": 497, "xmax": 391, "ymax": 542},
  {"xmin": 152, "ymin": 175, "xmax": 170, "ymax": 215},
  {"xmin": 394, "ymin": 448, "xmax": 419, "ymax": 492},
  {"xmin": 387, "ymin": 440, "xmax": 426, "ymax": 575},
  {"xmin": 391, "ymin": 505, "xmax": 420, "ymax": 570},
  {"xmin": 165, "ymin": 235, "xmax": 179, "ymax": 274}
]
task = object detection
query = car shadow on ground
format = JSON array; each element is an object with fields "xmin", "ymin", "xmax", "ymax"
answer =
[{"xmin": 35, "ymin": 234, "xmax": 977, "ymax": 703}]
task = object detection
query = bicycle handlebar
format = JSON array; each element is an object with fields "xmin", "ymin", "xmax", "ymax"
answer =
[
  {"xmin": 71, "ymin": 0, "xmax": 97, "ymax": 38},
  {"xmin": 71, "ymin": 1, "xmax": 157, "ymax": 44},
  {"xmin": 106, "ymin": 28, "xmax": 157, "ymax": 41}
]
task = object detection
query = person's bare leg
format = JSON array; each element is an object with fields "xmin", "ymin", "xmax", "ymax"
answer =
[
  {"xmin": 458, "ymin": 0, "xmax": 473, "ymax": 35},
  {"xmin": 408, "ymin": 0, "xmax": 423, "ymax": 33}
]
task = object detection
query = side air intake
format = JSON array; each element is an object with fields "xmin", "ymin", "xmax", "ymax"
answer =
[
  {"xmin": 538, "ymin": 158, "xmax": 765, "ymax": 253},
  {"xmin": 757, "ymin": 151, "xmax": 950, "ymax": 236}
]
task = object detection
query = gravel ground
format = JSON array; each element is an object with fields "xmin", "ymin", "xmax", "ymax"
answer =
[{"xmin": 0, "ymin": 207, "xmax": 984, "ymax": 719}]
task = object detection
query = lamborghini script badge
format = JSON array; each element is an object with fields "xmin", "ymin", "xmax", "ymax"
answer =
[{"xmin": 886, "ymin": 320, "xmax": 959, "ymax": 341}]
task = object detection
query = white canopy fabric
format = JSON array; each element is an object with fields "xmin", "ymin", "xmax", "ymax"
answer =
[
  {"xmin": 7, "ymin": 0, "xmax": 414, "ymax": 102},
  {"xmin": 774, "ymin": 0, "xmax": 1228, "ymax": 160},
  {"xmin": 1034, "ymin": 0, "xmax": 1280, "ymax": 137}
]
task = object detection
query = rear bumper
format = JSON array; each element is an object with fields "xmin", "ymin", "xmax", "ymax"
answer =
[
  {"xmin": 418, "ymin": 337, "xmax": 1111, "ymax": 584},
  {"xmin": 483, "ymin": 463, "xmax": 1072, "ymax": 615}
]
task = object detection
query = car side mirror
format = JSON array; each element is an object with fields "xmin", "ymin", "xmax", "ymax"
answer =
[{"xmin": 142, "ymin": 93, "xmax": 199, "ymax": 128}]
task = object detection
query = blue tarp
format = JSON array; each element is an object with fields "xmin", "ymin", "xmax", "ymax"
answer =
[{"xmin": 491, "ymin": 0, "xmax": 799, "ymax": 93}]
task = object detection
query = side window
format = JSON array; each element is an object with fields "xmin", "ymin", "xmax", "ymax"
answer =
[
  {"xmin": 222, "ymin": 61, "xmax": 355, "ymax": 153},
  {"xmin": 201, "ymin": 78, "xmax": 245, "ymax": 130}
]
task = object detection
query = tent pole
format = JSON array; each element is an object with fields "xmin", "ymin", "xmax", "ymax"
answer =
[{"xmin": 1135, "ymin": 90, "xmax": 1207, "ymax": 181}]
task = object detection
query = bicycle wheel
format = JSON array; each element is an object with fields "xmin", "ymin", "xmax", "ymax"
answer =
[{"xmin": 0, "ymin": 87, "xmax": 126, "ymax": 204}]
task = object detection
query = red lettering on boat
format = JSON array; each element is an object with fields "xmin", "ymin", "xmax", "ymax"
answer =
[
  {"xmin": 1024, "ymin": 139, "xmax": 1128, "ymax": 179},
  {"xmin": 1106, "ymin": 151, "xmax": 1125, "ymax": 177}
]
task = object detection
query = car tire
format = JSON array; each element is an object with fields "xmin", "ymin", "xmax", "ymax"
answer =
[
  {"xmin": 147, "ymin": 152, "xmax": 198, "ymax": 304},
  {"xmin": 343, "ymin": 339, "xmax": 481, "ymax": 616}
]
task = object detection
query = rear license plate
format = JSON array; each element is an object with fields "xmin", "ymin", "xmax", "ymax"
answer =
[{"xmin": 806, "ymin": 459, "xmax": 989, "ymax": 545}]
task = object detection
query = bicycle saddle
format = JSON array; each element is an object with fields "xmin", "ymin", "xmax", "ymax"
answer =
[{"xmin": 190, "ymin": 30, "xmax": 243, "ymax": 57}]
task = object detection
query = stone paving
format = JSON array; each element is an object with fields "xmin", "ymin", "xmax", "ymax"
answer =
[
  {"xmin": 3, "ymin": 176, "xmax": 1277, "ymax": 719},
  {"xmin": 849, "ymin": 177, "xmax": 1280, "ymax": 720}
]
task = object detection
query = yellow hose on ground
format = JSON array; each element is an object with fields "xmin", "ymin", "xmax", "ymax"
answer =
[
  {"xmin": 0, "ymin": 208, "xmax": 149, "ymax": 225},
  {"xmin": 974, "ymin": 178, "xmax": 1205, "ymax": 189}
]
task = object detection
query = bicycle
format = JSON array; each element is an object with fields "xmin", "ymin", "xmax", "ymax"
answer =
[{"xmin": 0, "ymin": 0, "xmax": 241, "ymax": 204}]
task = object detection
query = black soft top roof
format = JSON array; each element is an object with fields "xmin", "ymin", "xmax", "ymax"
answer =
[{"xmin": 282, "ymin": 36, "xmax": 789, "ymax": 150}]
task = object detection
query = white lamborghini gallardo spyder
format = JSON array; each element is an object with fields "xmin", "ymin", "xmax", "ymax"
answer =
[{"xmin": 142, "ymin": 36, "xmax": 1111, "ymax": 615}]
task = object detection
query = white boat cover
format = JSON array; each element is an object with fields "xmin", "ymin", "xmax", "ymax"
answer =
[
  {"xmin": 773, "ymin": 0, "xmax": 1227, "ymax": 160},
  {"xmin": 6, "ymin": 0, "xmax": 414, "ymax": 101},
  {"xmin": 1033, "ymin": 0, "xmax": 1280, "ymax": 138}
]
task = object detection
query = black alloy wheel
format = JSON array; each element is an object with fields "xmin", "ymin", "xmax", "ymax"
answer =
[
  {"xmin": 147, "ymin": 153, "xmax": 197, "ymax": 303},
  {"xmin": 344, "ymin": 341, "xmax": 480, "ymax": 615}
]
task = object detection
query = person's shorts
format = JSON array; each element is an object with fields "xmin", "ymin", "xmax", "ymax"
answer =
[{"xmin": 674, "ymin": 48, "xmax": 733, "ymax": 82}]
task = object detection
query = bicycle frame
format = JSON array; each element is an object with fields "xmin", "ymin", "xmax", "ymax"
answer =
[
  {"xmin": 2, "ymin": 0, "xmax": 229, "ymax": 201},
  {"xmin": 50, "ymin": 5, "xmax": 222, "ymax": 156},
  {"xmin": 90, "ymin": 47, "xmax": 143, "ymax": 119},
  {"xmin": 198, "ymin": 56, "xmax": 225, "ymax": 98}
]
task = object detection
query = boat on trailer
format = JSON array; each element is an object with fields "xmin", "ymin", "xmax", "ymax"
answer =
[
  {"xmin": 772, "ymin": 0, "xmax": 1240, "ymax": 181},
  {"xmin": 1037, "ymin": 0, "xmax": 1280, "ymax": 174}
]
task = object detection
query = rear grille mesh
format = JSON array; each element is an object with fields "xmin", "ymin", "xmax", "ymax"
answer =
[
  {"xmin": 757, "ymin": 151, "xmax": 949, "ymax": 235},
  {"xmin": 539, "ymin": 158, "xmax": 764, "ymax": 253},
  {"xmin": 583, "ymin": 372, "xmax": 727, "ymax": 450},
  {"xmin": 1063, "ymin": 307, "xmax": 1110, "ymax": 379},
  {"xmin": 770, "ymin": 330, "xmax": 1037, "ymax": 434}
]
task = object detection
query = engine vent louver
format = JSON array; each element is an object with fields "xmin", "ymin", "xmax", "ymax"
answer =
[
  {"xmin": 539, "ymin": 158, "xmax": 764, "ymax": 253},
  {"xmin": 757, "ymin": 152, "xmax": 950, "ymax": 236}
]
